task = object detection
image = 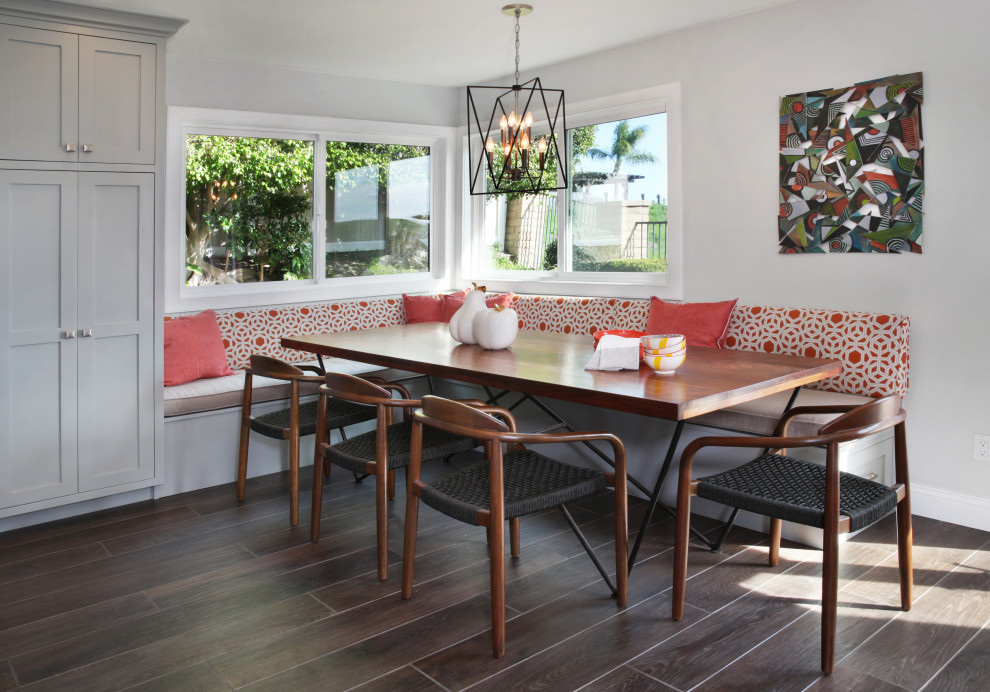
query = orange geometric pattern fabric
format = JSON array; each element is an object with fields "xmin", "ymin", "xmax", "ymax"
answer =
[
  {"xmin": 199, "ymin": 298, "xmax": 403, "ymax": 370},
  {"xmin": 512, "ymin": 295, "xmax": 618, "ymax": 335},
  {"xmin": 167, "ymin": 296, "xmax": 909, "ymax": 398},
  {"xmin": 611, "ymin": 300, "xmax": 909, "ymax": 397},
  {"xmin": 723, "ymin": 305, "xmax": 910, "ymax": 397}
]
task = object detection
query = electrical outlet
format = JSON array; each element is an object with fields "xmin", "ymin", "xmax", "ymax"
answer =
[{"xmin": 975, "ymin": 434, "xmax": 990, "ymax": 461}]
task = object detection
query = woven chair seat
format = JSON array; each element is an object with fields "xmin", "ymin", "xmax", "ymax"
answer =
[
  {"xmin": 326, "ymin": 419, "xmax": 476, "ymax": 474},
  {"xmin": 421, "ymin": 448, "xmax": 608, "ymax": 525},
  {"xmin": 251, "ymin": 398, "xmax": 375, "ymax": 439},
  {"xmin": 696, "ymin": 453, "xmax": 898, "ymax": 532}
]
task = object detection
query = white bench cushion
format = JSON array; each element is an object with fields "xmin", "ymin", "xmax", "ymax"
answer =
[{"xmin": 691, "ymin": 388, "xmax": 871, "ymax": 437}]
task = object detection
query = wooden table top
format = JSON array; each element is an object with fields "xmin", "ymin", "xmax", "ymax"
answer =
[{"xmin": 282, "ymin": 323, "xmax": 841, "ymax": 421}]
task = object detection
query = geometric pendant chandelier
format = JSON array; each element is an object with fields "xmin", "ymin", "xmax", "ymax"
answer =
[{"xmin": 467, "ymin": 4, "xmax": 567, "ymax": 195}]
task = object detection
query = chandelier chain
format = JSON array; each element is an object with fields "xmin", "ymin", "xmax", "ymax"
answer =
[{"xmin": 513, "ymin": 9, "xmax": 521, "ymax": 85}]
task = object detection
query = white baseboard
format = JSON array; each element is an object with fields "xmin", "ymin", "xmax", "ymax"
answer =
[{"xmin": 911, "ymin": 483, "xmax": 990, "ymax": 533}]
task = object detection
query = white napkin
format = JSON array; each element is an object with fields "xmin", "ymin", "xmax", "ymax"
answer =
[{"xmin": 585, "ymin": 334, "xmax": 640, "ymax": 371}]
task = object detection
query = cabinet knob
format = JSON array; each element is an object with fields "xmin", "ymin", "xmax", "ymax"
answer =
[
  {"xmin": 65, "ymin": 143, "xmax": 76, "ymax": 152},
  {"xmin": 81, "ymin": 328, "xmax": 93, "ymax": 338},
  {"xmin": 63, "ymin": 330, "xmax": 76, "ymax": 339},
  {"xmin": 81, "ymin": 144, "xmax": 94, "ymax": 153}
]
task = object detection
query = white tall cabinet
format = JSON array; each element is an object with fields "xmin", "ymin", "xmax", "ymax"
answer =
[{"xmin": 0, "ymin": 1, "xmax": 184, "ymax": 518}]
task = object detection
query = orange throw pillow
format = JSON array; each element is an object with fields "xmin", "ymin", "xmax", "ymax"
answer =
[
  {"xmin": 163, "ymin": 309, "xmax": 236, "ymax": 386},
  {"xmin": 645, "ymin": 297, "xmax": 738, "ymax": 348},
  {"xmin": 403, "ymin": 289, "xmax": 469, "ymax": 324}
]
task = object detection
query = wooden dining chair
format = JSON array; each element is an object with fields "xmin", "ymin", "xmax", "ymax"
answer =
[
  {"xmin": 402, "ymin": 395, "xmax": 629, "ymax": 658},
  {"xmin": 237, "ymin": 355, "xmax": 376, "ymax": 526},
  {"xmin": 672, "ymin": 394, "xmax": 912, "ymax": 674},
  {"xmin": 311, "ymin": 373, "xmax": 480, "ymax": 580}
]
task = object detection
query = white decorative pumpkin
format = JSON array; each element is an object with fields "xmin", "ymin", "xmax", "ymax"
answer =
[
  {"xmin": 448, "ymin": 283, "xmax": 488, "ymax": 344},
  {"xmin": 472, "ymin": 305, "xmax": 519, "ymax": 350}
]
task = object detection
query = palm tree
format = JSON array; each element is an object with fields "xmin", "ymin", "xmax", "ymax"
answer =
[{"xmin": 586, "ymin": 120, "xmax": 657, "ymax": 174}]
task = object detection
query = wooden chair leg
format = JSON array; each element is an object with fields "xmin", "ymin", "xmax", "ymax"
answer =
[
  {"xmin": 614, "ymin": 481, "xmax": 628, "ymax": 608},
  {"xmin": 671, "ymin": 493, "xmax": 692, "ymax": 621},
  {"xmin": 897, "ymin": 498, "xmax": 913, "ymax": 611},
  {"xmin": 376, "ymin": 462, "xmax": 389, "ymax": 581},
  {"xmin": 401, "ymin": 490, "xmax": 420, "ymax": 599},
  {"xmin": 288, "ymin": 433, "xmax": 300, "ymax": 527},
  {"xmin": 310, "ymin": 450, "xmax": 325, "ymax": 542},
  {"xmin": 510, "ymin": 517, "xmax": 520, "ymax": 558},
  {"xmin": 821, "ymin": 521, "xmax": 839, "ymax": 674},
  {"xmin": 236, "ymin": 422, "xmax": 250, "ymax": 502},
  {"xmin": 387, "ymin": 469, "xmax": 396, "ymax": 500},
  {"xmin": 769, "ymin": 517, "xmax": 782, "ymax": 567},
  {"xmin": 490, "ymin": 514, "xmax": 506, "ymax": 658}
]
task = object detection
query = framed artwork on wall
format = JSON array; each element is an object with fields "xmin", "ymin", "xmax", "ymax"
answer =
[{"xmin": 778, "ymin": 73, "xmax": 923, "ymax": 254}]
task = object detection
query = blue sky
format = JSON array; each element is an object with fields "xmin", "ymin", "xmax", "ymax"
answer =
[{"xmin": 578, "ymin": 112, "xmax": 667, "ymax": 205}]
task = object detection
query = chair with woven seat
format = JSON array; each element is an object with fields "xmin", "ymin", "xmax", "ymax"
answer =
[
  {"xmin": 238, "ymin": 355, "xmax": 376, "ymax": 527},
  {"xmin": 401, "ymin": 395, "xmax": 628, "ymax": 658},
  {"xmin": 311, "ymin": 373, "xmax": 481, "ymax": 580},
  {"xmin": 672, "ymin": 394, "xmax": 912, "ymax": 674}
]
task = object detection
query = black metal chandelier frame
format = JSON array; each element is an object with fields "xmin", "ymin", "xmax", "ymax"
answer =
[{"xmin": 466, "ymin": 5, "xmax": 568, "ymax": 196}]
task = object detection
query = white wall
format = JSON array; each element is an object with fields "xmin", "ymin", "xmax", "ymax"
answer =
[
  {"xmin": 166, "ymin": 54, "xmax": 462, "ymax": 126},
  {"xmin": 158, "ymin": 0, "xmax": 990, "ymax": 526},
  {"xmin": 522, "ymin": 0, "xmax": 990, "ymax": 513}
]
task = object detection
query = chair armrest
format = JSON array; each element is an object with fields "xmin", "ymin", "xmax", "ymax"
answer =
[
  {"xmin": 775, "ymin": 404, "xmax": 860, "ymax": 436},
  {"xmin": 377, "ymin": 381, "xmax": 412, "ymax": 399},
  {"xmin": 685, "ymin": 433, "xmax": 831, "ymax": 456},
  {"xmin": 297, "ymin": 364, "xmax": 325, "ymax": 376},
  {"xmin": 499, "ymin": 429, "xmax": 625, "ymax": 459}
]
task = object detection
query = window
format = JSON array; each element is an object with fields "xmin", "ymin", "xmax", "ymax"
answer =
[
  {"xmin": 185, "ymin": 135, "xmax": 315, "ymax": 285},
  {"xmin": 465, "ymin": 85, "xmax": 682, "ymax": 299},
  {"xmin": 326, "ymin": 142, "xmax": 430, "ymax": 278},
  {"xmin": 166, "ymin": 108, "xmax": 452, "ymax": 312}
]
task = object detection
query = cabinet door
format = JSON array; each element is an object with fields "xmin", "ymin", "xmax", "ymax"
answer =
[
  {"xmin": 0, "ymin": 25, "xmax": 79, "ymax": 162},
  {"xmin": 76, "ymin": 173, "xmax": 155, "ymax": 491},
  {"xmin": 0, "ymin": 171, "xmax": 79, "ymax": 508},
  {"xmin": 78, "ymin": 36, "xmax": 156, "ymax": 165}
]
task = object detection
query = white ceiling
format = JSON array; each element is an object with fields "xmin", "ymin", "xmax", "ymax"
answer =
[{"xmin": 77, "ymin": 0, "xmax": 798, "ymax": 87}]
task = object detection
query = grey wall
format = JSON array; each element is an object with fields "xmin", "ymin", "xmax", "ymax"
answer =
[
  {"xmin": 524, "ymin": 0, "xmax": 990, "ymax": 514},
  {"xmin": 162, "ymin": 0, "xmax": 990, "ymax": 524},
  {"xmin": 166, "ymin": 54, "xmax": 461, "ymax": 125}
]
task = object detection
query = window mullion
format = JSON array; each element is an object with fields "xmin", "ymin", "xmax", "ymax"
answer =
[{"xmin": 313, "ymin": 134, "xmax": 327, "ymax": 284}]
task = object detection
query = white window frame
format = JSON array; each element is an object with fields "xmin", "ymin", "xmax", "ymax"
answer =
[
  {"xmin": 166, "ymin": 106, "xmax": 456, "ymax": 313},
  {"xmin": 459, "ymin": 84, "xmax": 683, "ymax": 299}
]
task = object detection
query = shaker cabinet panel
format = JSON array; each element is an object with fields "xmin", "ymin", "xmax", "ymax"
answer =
[
  {"xmin": 78, "ymin": 36, "xmax": 156, "ymax": 165},
  {"xmin": 0, "ymin": 27, "xmax": 155, "ymax": 165},
  {"xmin": 0, "ymin": 171, "xmax": 79, "ymax": 508},
  {"xmin": 0, "ymin": 24, "xmax": 78, "ymax": 163},
  {"xmin": 77, "ymin": 173, "xmax": 155, "ymax": 490},
  {"xmin": 0, "ymin": 171, "xmax": 154, "ymax": 507}
]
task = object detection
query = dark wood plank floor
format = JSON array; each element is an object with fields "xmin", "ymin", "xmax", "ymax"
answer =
[{"xmin": 1, "ymin": 456, "xmax": 988, "ymax": 691}]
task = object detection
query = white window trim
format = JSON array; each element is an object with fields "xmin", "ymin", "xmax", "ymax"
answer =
[
  {"xmin": 165, "ymin": 106, "xmax": 456, "ymax": 313},
  {"xmin": 458, "ymin": 84, "xmax": 683, "ymax": 300}
]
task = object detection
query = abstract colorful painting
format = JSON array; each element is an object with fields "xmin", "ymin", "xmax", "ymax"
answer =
[{"xmin": 778, "ymin": 73, "xmax": 924, "ymax": 253}]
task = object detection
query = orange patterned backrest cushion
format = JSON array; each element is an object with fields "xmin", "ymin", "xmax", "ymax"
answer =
[
  {"xmin": 607, "ymin": 299, "xmax": 909, "ymax": 397},
  {"xmin": 723, "ymin": 305, "xmax": 910, "ymax": 397},
  {"xmin": 513, "ymin": 295, "xmax": 618, "ymax": 335},
  {"xmin": 165, "ymin": 296, "xmax": 909, "ymax": 397},
  {"xmin": 168, "ymin": 298, "xmax": 405, "ymax": 372}
]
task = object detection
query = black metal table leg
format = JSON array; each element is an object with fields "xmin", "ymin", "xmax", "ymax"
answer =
[{"xmin": 628, "ymin": 420, "xmax": 684, "ymax": 571}]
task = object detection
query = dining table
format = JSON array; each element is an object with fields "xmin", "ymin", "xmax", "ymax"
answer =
[{"xmin": 282, "ymin": 322, "xmax": 841, "ymax": 568}]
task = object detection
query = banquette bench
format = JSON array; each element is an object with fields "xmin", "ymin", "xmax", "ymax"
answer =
[{"xmin": 162, "ymin": 294, "xmax": 910, "ymax": 505}]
